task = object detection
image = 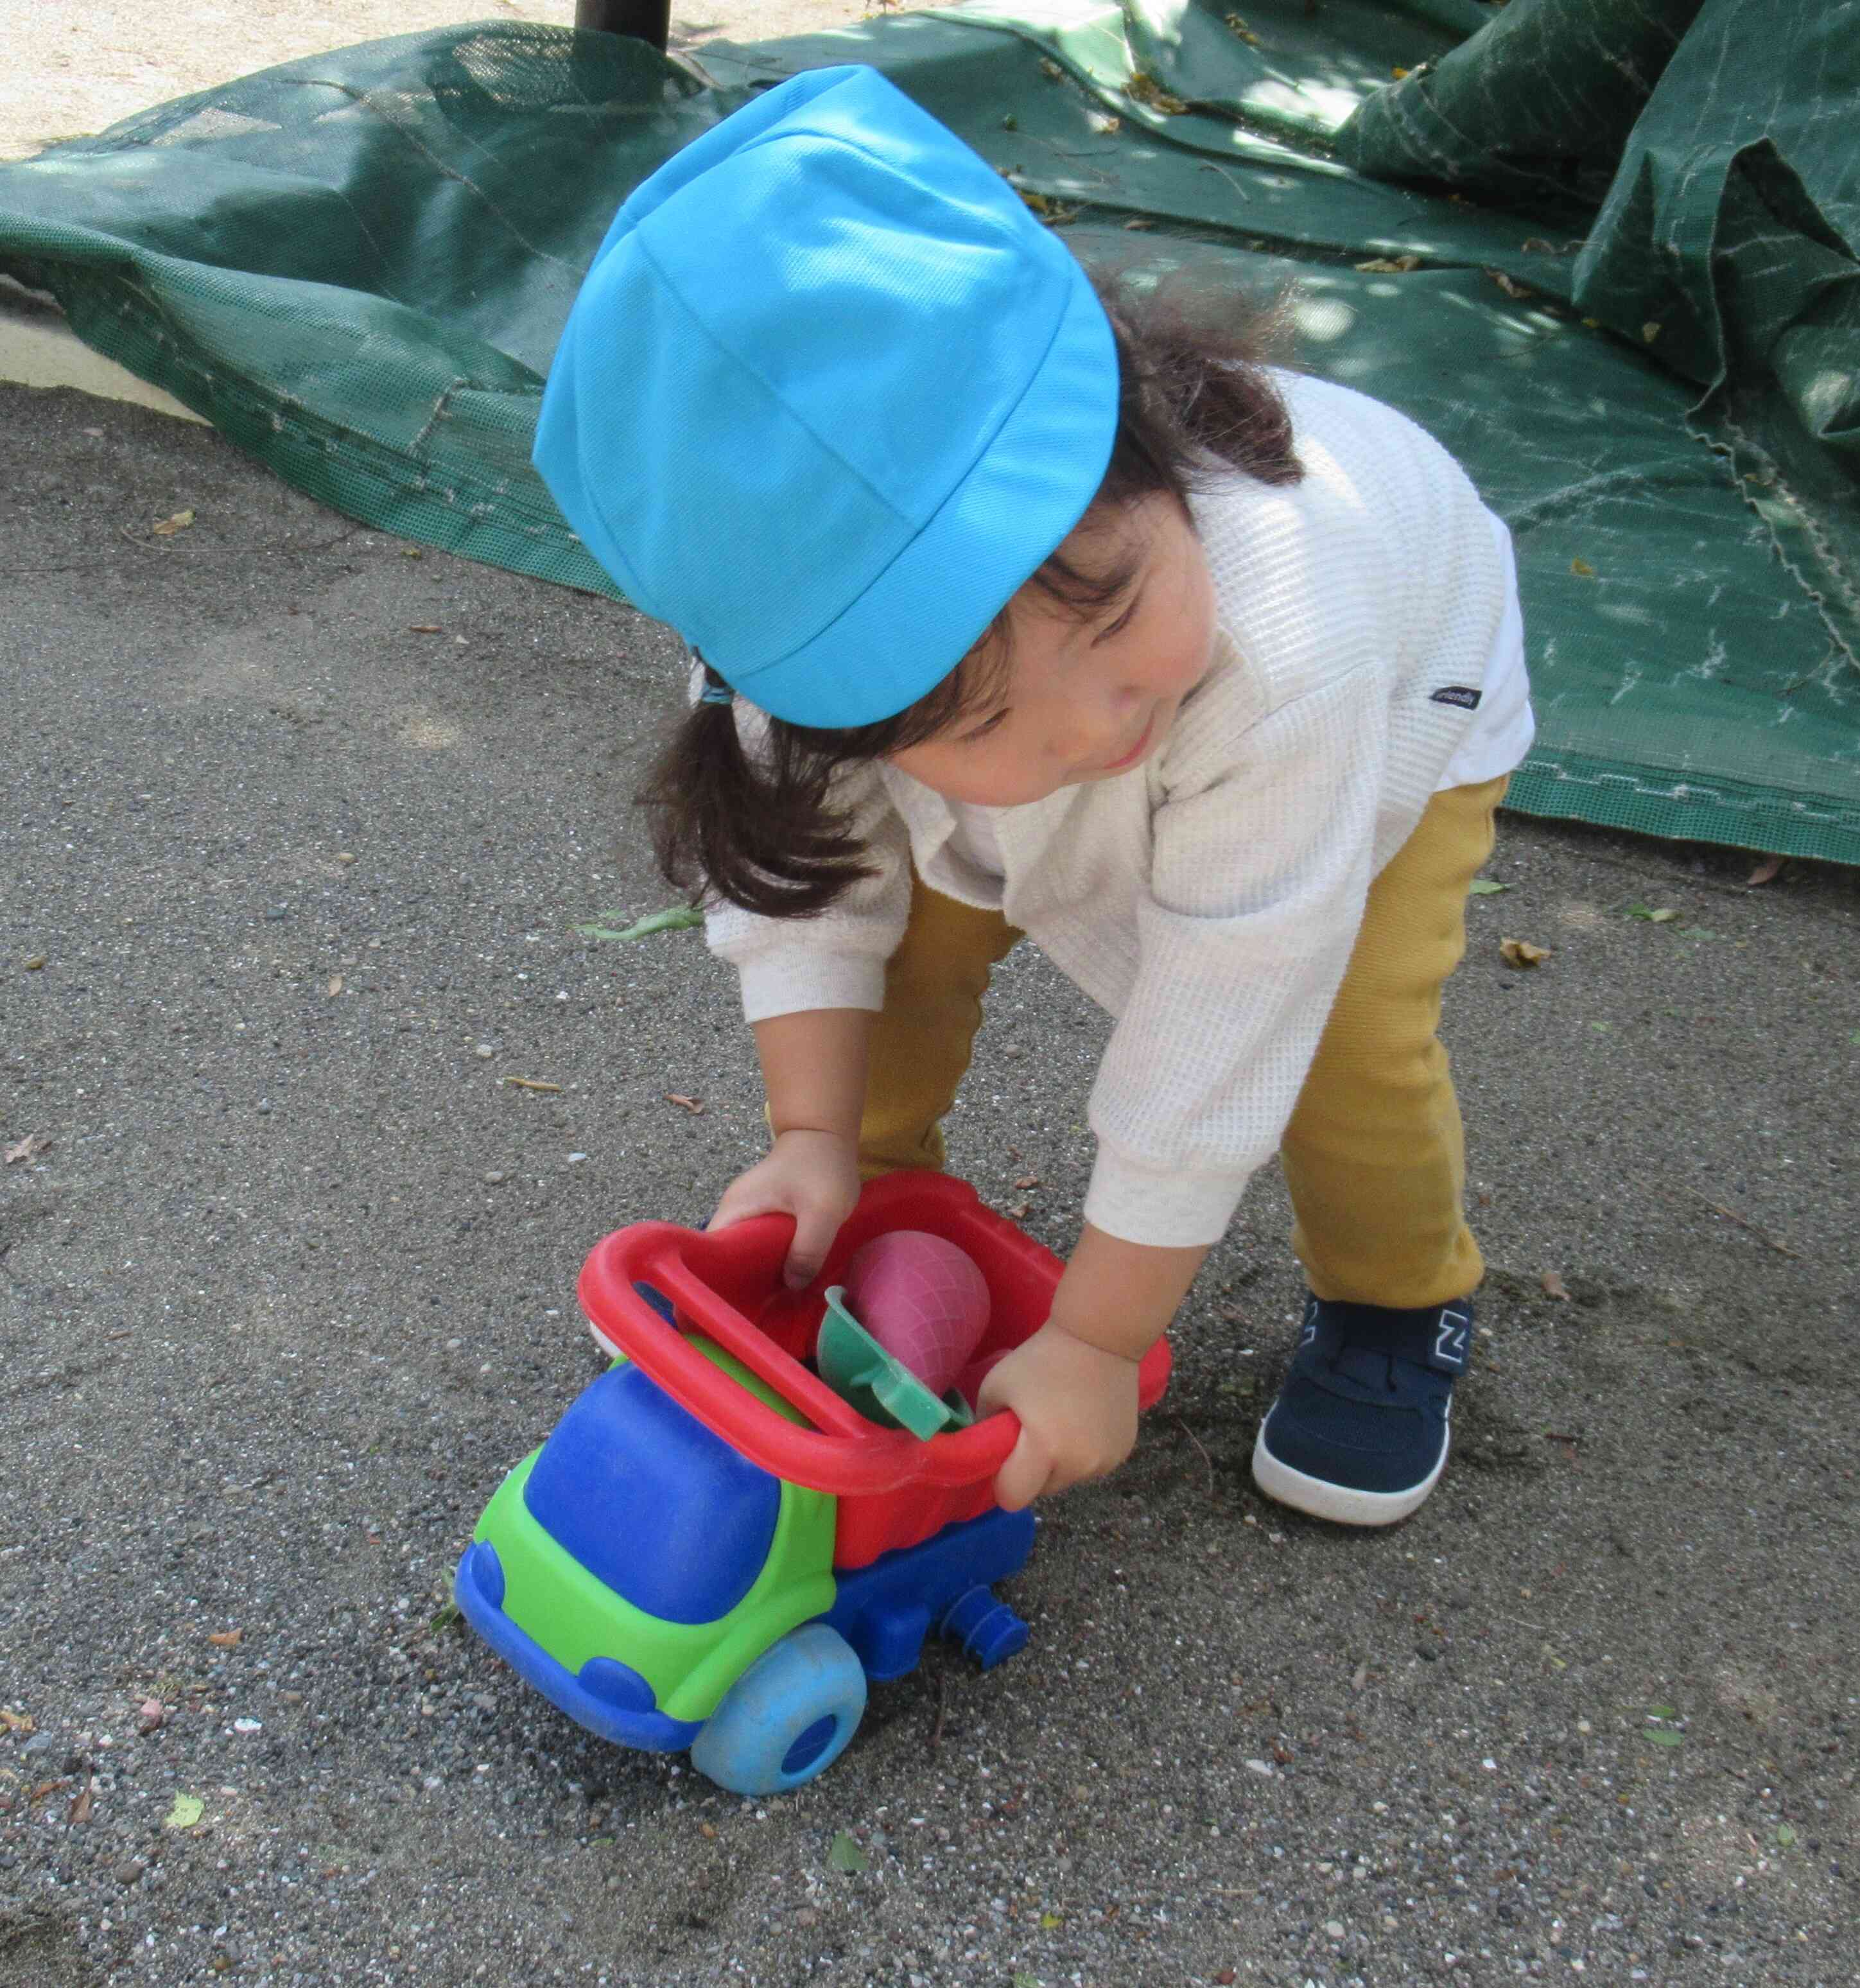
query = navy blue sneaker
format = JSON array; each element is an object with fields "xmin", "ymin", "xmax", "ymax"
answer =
[{"xmin": 1251, "ymin": 1295, "xmax": 1472, "ymax": 1526}]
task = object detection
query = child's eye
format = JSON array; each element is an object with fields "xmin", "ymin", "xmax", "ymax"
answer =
[{"xmin": 1093, "ymin": 593, "xmax": 1143, "ymax": 645}]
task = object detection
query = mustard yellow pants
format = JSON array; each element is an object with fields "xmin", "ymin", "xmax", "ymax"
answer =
[{"xmin": 857, "ymin": 776, "xmax": 1508, "ymax": 1310}]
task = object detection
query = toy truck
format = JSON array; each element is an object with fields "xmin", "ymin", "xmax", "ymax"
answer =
[{"xmin": 453, "ymin": 1172, "xmax": 1171, "ymax": 1794}]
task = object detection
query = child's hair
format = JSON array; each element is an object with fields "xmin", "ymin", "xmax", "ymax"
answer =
[{"xmin": 639, "ymin": 273, "xmax": 1304, "ymax": 918}]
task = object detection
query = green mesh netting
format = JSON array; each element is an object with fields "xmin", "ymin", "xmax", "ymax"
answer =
[{"xmin": 1, "ymin": 0, "xmax": 1854, "ymax": 860}]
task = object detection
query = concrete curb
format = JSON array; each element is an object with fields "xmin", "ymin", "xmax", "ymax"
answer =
[{"xmin": 1, "ymin": 277, "xmax": 203, "ymax": 421}]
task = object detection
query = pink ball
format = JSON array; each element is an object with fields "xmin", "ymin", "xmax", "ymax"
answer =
[{"xmin": 841, "ymin": 1230, "xmax": 991, "ymax": 1397}]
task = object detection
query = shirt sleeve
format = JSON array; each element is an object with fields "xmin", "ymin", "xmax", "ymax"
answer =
[
  {"xmin": 1082, "ymin": 663, "xmax": 1390, "ymax": 1248},
  {"xmin": 704, "ymin": 753, "xmax": 914, "ymax": 1022}
]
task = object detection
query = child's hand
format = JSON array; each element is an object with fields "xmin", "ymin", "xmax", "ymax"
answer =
[
  {"xmin": 708, "ymin": 1128, "xmax": 862, "ymax": 1291},
  {"xmin": 976, "ymin": 1321, "xmax": 1142, "ymax": 1510}
]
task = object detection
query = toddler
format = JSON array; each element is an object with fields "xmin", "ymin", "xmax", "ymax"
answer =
[{"xmin": 533, "ymin": 65, "xmax": 1533, "ymax": 1526}]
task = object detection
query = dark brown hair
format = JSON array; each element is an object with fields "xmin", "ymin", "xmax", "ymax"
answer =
[{"xmin": 638, "ymin": 271, "xmax": 1303, "ymax": 917}]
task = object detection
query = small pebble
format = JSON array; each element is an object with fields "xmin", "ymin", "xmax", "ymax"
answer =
[
  {"xmin": 474, "ymin": 1044, "xmax": 495, "ymax": 1059},
  {"xmin": 483, "ymin": 1171, "xmax": 507, "ymax": 1185},
  {"xmin": 265, "ymin": 905, "xmax": 288, "ymax": 921},
  {"xmin": 114, "ymin": 1860, "xmax": 147, "ymax": 1887}
]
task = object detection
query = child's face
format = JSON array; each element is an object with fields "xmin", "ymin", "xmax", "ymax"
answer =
[{"xmin": 885, "ymin": 493, "xmax": 1217, "ymax": 808}]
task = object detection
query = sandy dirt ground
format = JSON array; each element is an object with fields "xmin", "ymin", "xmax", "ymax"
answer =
[
  {"xmin": 1, "ymin": 1, "xmax": 871, "ymax": 159},
  {"xmin": 3, "ymin": 6, "xmax": 1858, "ymax": 1988}
]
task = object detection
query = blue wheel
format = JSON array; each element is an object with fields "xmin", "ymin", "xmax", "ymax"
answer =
[{"xmin": 690, "ymin": 1625, "xmax": 867, "ymax": 1795}]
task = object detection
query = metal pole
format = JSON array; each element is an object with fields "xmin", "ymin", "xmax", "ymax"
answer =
[{"xmin": 575, "ymin": 0, "xmax": 671, "ymax": 54}]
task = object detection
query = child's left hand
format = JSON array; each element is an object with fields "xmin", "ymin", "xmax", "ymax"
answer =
[{"xmin": 976, "ymin": 1321, "xmax": 1142, "ymax": 1510}]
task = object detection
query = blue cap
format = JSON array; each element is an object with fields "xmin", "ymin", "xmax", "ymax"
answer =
[{"xmin": 532, "ymin": 65, "xmax": 1118, "ymax": 728}]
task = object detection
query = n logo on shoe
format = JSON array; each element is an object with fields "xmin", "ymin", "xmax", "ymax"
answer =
[{"xmin": 1434, "ymin": 1309, "xmax": 1470, "ymax": 1369}]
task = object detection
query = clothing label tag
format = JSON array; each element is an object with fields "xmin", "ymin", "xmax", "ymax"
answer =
[{"xmin": 1430, "ymin": 685, "xmax": 1482, "ymax": 710}]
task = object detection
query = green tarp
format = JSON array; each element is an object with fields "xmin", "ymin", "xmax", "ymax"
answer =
[{"xmin": 3, "ymin": 0, "xmax": 1855, "ymax": 860}]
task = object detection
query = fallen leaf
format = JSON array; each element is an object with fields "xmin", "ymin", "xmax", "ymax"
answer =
[
  {"xmin": 207, "ymin": 1630, "xmax": 242, "ymax": 1648},
  {"xmin": 1355, "ymin": 254, "xmax": 1422, "ymax": 273},
  {"xmin": 573, "ymin": 904, "xmax": 704, "ymax": 943},
  {"xmin": 67, "ymin": 1779, "xmax": 94, "ymax": 1825},
  {"xmin": 827, "ymin": 1828, "xmax": 869, "ymax": 1874},
  {"xmin": 1468, "ymin": 878, "xmax": 1509, "ymax": 895},
  {"xmin": 1570, "ymin": 557, "xmax": 1596, "ymax": 577},
  {"xmin": 1642, "ymin": 321, "xmax": 1662, "ymax": 343},
  {"xmin": 1039, "ymin": 57, "xmax": 1064, "ymax": 80},
  {"xmin": 4, "ymin": 1133, "xmax": 50, "ymax": 1165},
  {"xmin": 401, "ymin": 547, "xmax": 423, "ymax": 559},
  {"xmin": 1745, "ymin": 855, "xmax": 1786, "ymax": 886},
  {"xmin": 164, "ymin": 1793, "xmax": 205, "ymax": 1830},
  {"xmin": 1391, "ymin": 64, "xmax": 1410, "ymax": 79},
  {"xmin": 0, "ymin": 1708, "xmax": 33, "ymax": 1734},
  {"xmin": 327, "ymin": 975, "xmax": 344, "ymax": 996},
  {"xmin": 1013, "ymin": 1173, "xmax": 1041, "ymax": 1190},
  {"xmin": 1088, "ymin": 112, "xmax": 1120, "ymax": 135},
  {"xmin": 1127, "ymin": 71, "xmax": 1189, "ymax": 114},
  {"xmin": 1625, "ymin": 903, "xmax": 1679, "ymax": 923},
  {"xmin": 1499, "ymin": 938, "xmax": 1550, "ymax": 968},
  {"xmin": 151, "ymin": 509, "xmax": 195, "ymax": 537},
  {"xmin": 665, "ymin": 1093, "xmax": 706, "ymax": 1115},
  {"xmin": 500, "ymin": 1076, "xmax": 561, "ymax": 1093},
  {"xmin": 1039, "ymin": 1911, "xmax": 1064, "ymax": 1928},
  {"xmin": 1520, "ymin": 238, "xmax": 1557, "ymax": 253},
  {"xmin": 407, "ymin": 623, "xmax": 442, "ymax": 634},
  {"xmin": 1490, "ymin": 270, "xmax": 1530, "ymax": 299},
  {"xmin": 1224, "ymin": 13, "xmax": 1260, "ymax": 43},
  {"xmin": 23, "ymin": 955, "xmax": 46, "ymax": 970},
  {"xmin": 1540, "ymin": 1271, "xmax": 1570, "ymax": 1301},
  {"xmin": 1644, "ymin": 1728, "xmax": 1683, "ymax": 1748},
  {"xmin": 1019, "ymin": 190, "xmax": 1080, "ymax": 226},
  {"xmin": 1121, "ymin": 217, "xmax": 1155, "ymax": 231},
  {"xmin": 1776, "ymin": 1822, "xmax": 1796, "ymax": 1847}
]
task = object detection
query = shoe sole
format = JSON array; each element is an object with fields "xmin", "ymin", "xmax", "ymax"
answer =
[{"xmin": 1250, "ymin": 1419, "xmax": 1447, "ymax": 1528}]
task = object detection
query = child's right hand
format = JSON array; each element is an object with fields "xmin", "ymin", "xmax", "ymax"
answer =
[{"xmin": 708, "ymin": 1128, "xmax": 862, "ymax": 1291}]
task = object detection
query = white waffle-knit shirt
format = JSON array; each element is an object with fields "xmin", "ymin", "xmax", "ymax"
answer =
[{"xmin": 707, "ymin": 375, "xmax": 1533, "ymax": 1248}]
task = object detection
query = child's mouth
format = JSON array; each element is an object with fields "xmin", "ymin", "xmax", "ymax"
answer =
[{"xmin": 1098, "ymin": 716, "xmax": 1154, "ymax": 773}]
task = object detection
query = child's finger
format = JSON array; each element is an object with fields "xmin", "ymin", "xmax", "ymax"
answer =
[
  {"xmin": 993, "ymin": 1428, "xmax": 1053, "ymax": 1512},
  {"xmin": 781, "ymin": 1203, "xmax": 842, "ymax": 1291}
]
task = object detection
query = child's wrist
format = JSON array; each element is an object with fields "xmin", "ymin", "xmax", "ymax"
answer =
[
  {"xmin": 770, "ymin": 1122, "xmax": 858, "ymax": 1149},
  {"xmin": 1043, "ymin": 1310, "xmax": 1147, "ymax": 1367}
]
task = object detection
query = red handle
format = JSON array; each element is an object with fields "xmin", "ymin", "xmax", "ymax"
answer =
[
  {"xmin": 578, "ymin": 1218, "xmax": 1023, "ymax": 1495},
  {"xmin": 577, "ymin": 1187, "xmax": 1172, "ymax": 1499}
]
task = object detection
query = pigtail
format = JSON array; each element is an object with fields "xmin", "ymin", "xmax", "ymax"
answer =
[
  {"xmin": 638, "ymin": 668, "xmax": 882, "ymax": 919},
  {"xmin": 1095, "ymin": 277, "xmax": 1303, "ymax": 496}
]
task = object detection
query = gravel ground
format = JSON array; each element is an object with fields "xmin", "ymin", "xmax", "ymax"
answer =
[{"xmin": 2, "ymin": 384, "xmax": 1856, "ymax": 1988}]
